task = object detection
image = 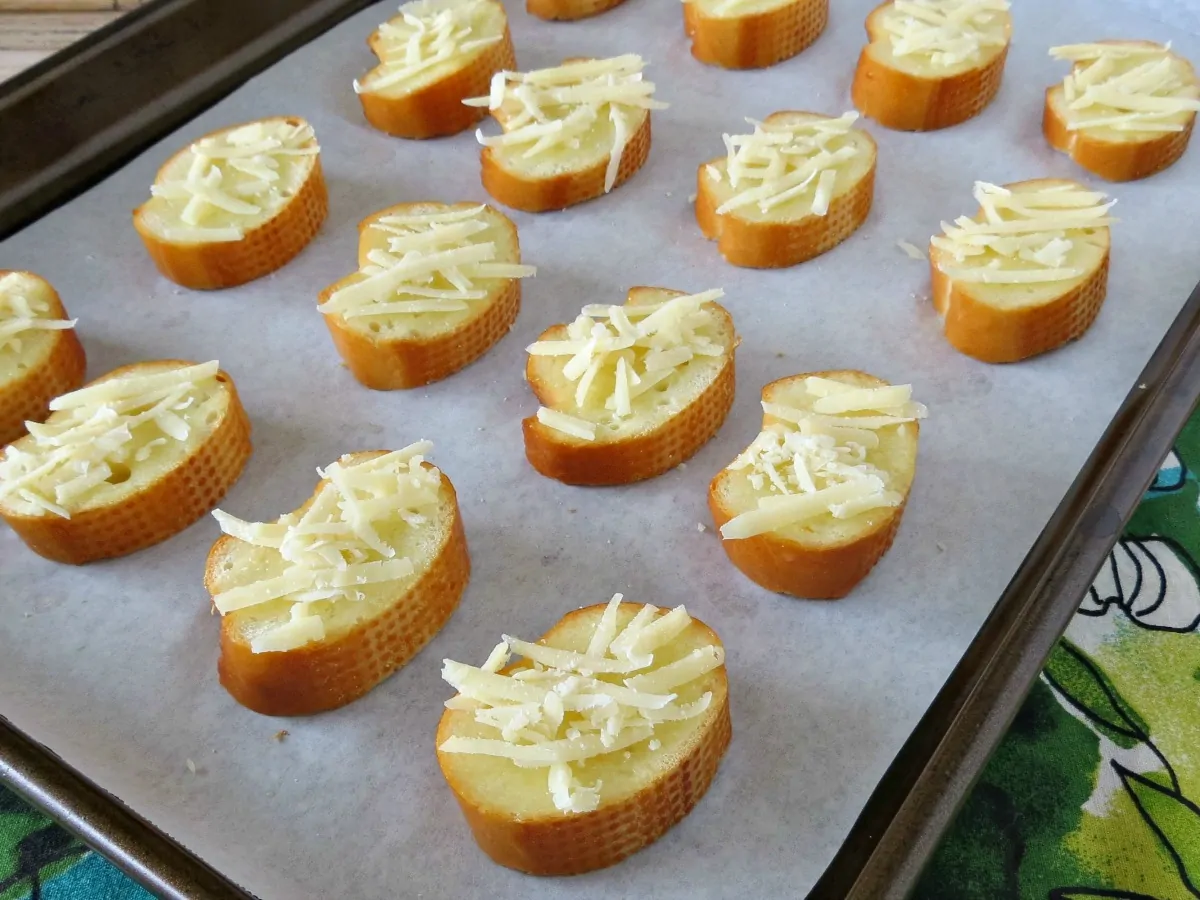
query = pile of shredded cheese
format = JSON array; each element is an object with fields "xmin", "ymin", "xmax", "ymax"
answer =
[
  {"xmin": 150, "ymin": 120, "xmax": 319, "ymax": 243},
  {"xmin": 705, "ymin": 113, "xmax": 862, "ymax": 217},
  {"xmin": 932, "ymin": 181, "xmax": 1116, "ymax": 285},
  {"xmin": 211, "ymin": 442, "xmax": 442, "ymax": 653},
  {"xmin": 355, "ymin": 0, "xmax": 503, "ymax": 95},
  {"xmin": 720, "ymin": 377, "xmax": 926, "ymax": 540},
  {"xmin": 528, "ymin": 290, "xmax": 726, "ymax": 442},
  {"xmin": 439, "ymin": 594, "xmax": 724, "ymax": 814},
  {"xmin": 878, "ymin": 0, "xmax": 1010, "ymax": 68},
  {"xmin": 0, "ymin": 362, "xmax": 222, "ymax": 519},
  {"xmin": 1051, "ymin": 42, "xmax": 1200, "ymax": 133},
  {"xmin": 318, "ymin": 205, "xmax": 535, "ymax": 320},
  {"xmin": 0, "ymin": 273, "xmax": 76, "ymax": 356},
  {"xmin": 463, "ymin": 54, "xmax": 668, "ymax": 193}
]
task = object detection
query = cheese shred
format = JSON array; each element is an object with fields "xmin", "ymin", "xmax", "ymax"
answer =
[
  {"xmin": 879, "ymin": 0, "xmax": 1011, "ymax": 69},
  {"xmin": 0, "ymin": 273, "xmax": 77, "ymax": 355}
]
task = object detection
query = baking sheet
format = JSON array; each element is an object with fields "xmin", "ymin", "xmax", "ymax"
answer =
[{"xmin": 2, "ymin": 0, "xmax": 1199, "ymax": 896}]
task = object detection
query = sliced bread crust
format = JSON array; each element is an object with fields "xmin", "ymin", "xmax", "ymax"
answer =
[
  {"xmin": 526, "ymin": 0, "xmax": 627, "ymax": 20},
  {"xmin": 683, "ymin": 0, "xmax": 828, "ymax": 70}
]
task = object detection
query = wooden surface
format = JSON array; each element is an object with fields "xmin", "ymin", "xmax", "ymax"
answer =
[{"xmin": 0, "ymin": 2, "xmax": 146, "ymax": 83}]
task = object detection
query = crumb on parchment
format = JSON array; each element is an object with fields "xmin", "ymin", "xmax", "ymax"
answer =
[{"xmin": 273, "ymin": 730, "xmax": 289, "ymax": 742}]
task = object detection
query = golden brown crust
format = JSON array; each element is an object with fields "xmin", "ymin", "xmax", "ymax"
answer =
[
  {"xmin": 526, "ymin": 0, "xmax": 626, "ymax": 20},
  {"xmin": 0, "ymin": 273, "xmax": 86, "ymax": 447},
  {"xmin": 480, "ymin": 113, "xmax": 652, "ymax": 213},
  {"xmin": 358, "ymin": 25, "xmax": 517, "ymax": 139},
  {"xmin": 683, "ymin": 0, "xmax": 828, "ymax": 70},
  {"xmin": 210, "ymin": 467, "xmax": 469, "ymax": 716},
  {"xmin": 1, "ymin": 362, "xmax": 252, "ymax": 565},
  {"xmin": 695, "ymin": 150, "xmax": 876, "ymax": 268},
  {"xmin": 132, "ymin": 122, "xmax": 328, "ymax": 290},
  {"xmin": 851, "ymin": 1, "xmax": 1008, "ymax": 131}
]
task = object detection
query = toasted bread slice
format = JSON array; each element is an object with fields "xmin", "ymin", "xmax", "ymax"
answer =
[
  {"xmin": 356, "ymin": 0, "xmax": 517, "ymax": 139},
  {"xmin": 319, "ymin": 202, "xmax": 534, "ymax": 389},
  {"xmin": 0, "ymin": 360, "xmax": 251, "ymax": 564},
  {"xmin": 466, "ymin": 55, "xmax": 664, "ymax": 212},
  {"xmin": 0, "ymin": 272, "xmax": 86, "ymax": 447},
  {"xmin": 437, "ymin": 597, "xmax": 730, "ymax": 875},
  {"xmin": 133, "ymin": 117, "xmax": 327, "ymax": 290},
  {"xmin": 710, "ymin": 371, "xmax": 923, "ymax": 599},
  {"xmin": 696, "ymin": 111, "xmax": 876, "ymax": 268},
  {"xmin": 683, "ymin": 0, "xmax": 828, "ymax": 70},
  {"xmin": 930, "ymin": 179, "xmax": 1113, "ymax": 363},
  {"xmin": 527, "ymin": 0, "xmax": 626, "ymax": 19},
  {"xmin": 206, "ymin": 444, "xmax": 469, "ymax": 716},
  {"xmin": 523, "ymin": 287, "xmax": 737, "ymax": 485},
  {"xmin": 1044, "ymin": 41, "xmax": 1200, "ymax": 182},
  {"xmin": 851, "ymin": 0, "xmax": 1011, "ymax": 132}
]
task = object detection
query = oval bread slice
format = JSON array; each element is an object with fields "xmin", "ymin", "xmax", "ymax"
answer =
[
  {"xmin": 709, "ymin": 371, "xmax": 919, "ymax": 599},
  {"xmin": 683, "ymin": 0, "xmax": 828, "ymax": 70},
  {"xmin": 527, "ymin": 0, "xmax": 627, "ymax": 20},
  {"xmin": 436, "ymin": 601, "xmax": 731, "ymax": 875},
  {"xmin": 0, "ymin": 271, "xmax": 86, "ymax": 447}
]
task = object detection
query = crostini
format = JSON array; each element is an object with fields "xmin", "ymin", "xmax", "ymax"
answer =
[
  {"xmin": 683, "ymin": 0, "xmax": 828, "ymax": 70},
  {"xmin": 437, "ymin": 594, "xmax": 730, "ymax": 875},
  {"xmin": 356, "ymin": 0, "xmax": 517, "ymax": 139},
  {"xmin": 710, "ymin": 372, "xmax": 924, "ymax": 599},
  {"xmin": 930, "ymin": 179, "xmax": 1115, "ymax": 363},
  {"xmin": 0, "ymin": 360, "xmax": 251, "ymax": 564},
  {"xmin": 528, "ymin": 0, "xmax": 626, "ymax": 19},
  {"xmin": 0, "ymin": 271, "xmax": 86, "ymax": 447},
  {"xmin": 851, "ymin": 0, "xmax": 1012, "ymax": 132},
  {"xmin": 463, "ymin": 54, "xmax": 667, "ymax": 212},
  {"xmin": 696, "ymin": 111, "xmax": 876, "ymax": 268},
  {"xmin": 1045, "ymin": 41, "xmax": 1200, "ymax": 182},
  {"xmin": 206, "ymin": 442, "xmax": 469, "ymax": 716},
  {"xmin": 319, "ymin": 202, "xmax": 535, "ymax": 389},
  {"xmin": 523, "ymin": 287, "xmax": 737, "ymax": 485},
  {"xmin": 133, "ymin": 117, "xmax": 327, "ymax": 290}
]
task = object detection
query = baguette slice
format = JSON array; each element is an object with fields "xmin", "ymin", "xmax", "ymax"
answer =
[
  {"xmin": 1044, "ymin": 41, "xmax": 1200, "ymax": 182},
  {"xmin": 524, "ymin": 287, "xmax": 737, "ymax": 485},
  {"xmin": 437, "ymin": 599, "xmax": 730, "ymax": 875},
  {"xmin": 528, "ymin": 0, "xmax": 626, "ymax": 18},
  {"xmin": 319, "ymin": 202, "xmax": 533, "ymax": 389},
  {"xmin": 0, "ymin": 271, "xmax": 86, "ymax": 447},
  {"xmin": 851, "ymin": 0, "xmax": 1011, "ymax": 132},
  {"xmin": 357, "ymin": 0, "xmax": 517, "ymax": 139},
  {"xmin": 696, "ymin": 111, "xmax": 876, "ymax": 268},
  {"xmin": 133, "ymin": 117, "xmax": 327, "ymax": 290},
  {"xmin": 930, "ymin": 179, "xmax": 1112, "ymax": 364},
  {"xmin": 709, "ymin": 371, "xmax": 920, "ymax": 599},
  {"xmin": 0, "ymin": 360, "xmax": 251, "ymax": 564},
  {"xmin": 683, "ymin": 0, "xmax": 828, "ymax": 70},
  {"xmin": 206, "ymin": 447, "xmax": 469, "ymax": 716}
]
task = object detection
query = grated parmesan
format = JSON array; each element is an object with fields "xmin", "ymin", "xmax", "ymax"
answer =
[
  {"xmin": 878, "ymin": 0, "xmax": 1011, "ymax": 69},
  {"xmin": 0, "ymin": 273, "xmax": 77, "ymax": 356}
]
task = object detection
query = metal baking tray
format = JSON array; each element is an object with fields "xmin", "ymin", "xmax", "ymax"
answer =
[{"xmin": 2, "ymin": 1, "xmax": 1199, "ymax": 897}]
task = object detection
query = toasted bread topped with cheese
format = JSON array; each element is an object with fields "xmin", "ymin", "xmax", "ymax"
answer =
[
  {"xmin": 1044, "ymin": 41, "xmax": 1200, "ymax": 182},
  {"xmin": 0, "ymin": 271, "xmax": 86, "ymax": 447},
  {"xmin": 710, "ymin": 372, "xmax": 924, "ymax": 599},
  {"xmin": 696, "ymin": 111, "xmax": 876, "ymax": 268},
  {"xmin": 528, "ymin": 0, "xmax": 627, "ymax": 19},
  {"xmin": 0, "ymin": 360, "xmax": 251, "ymax": 564},
  {"xmin": 930, "ymin": 179, "xmax": 1115, "ymax": 363},
  {"xmin": 463, "ymin": 55, "xmax": 666, "ymax": 212},
  {"xmin": 133, "ymin": 117, "xmax": 327, "ymax": 290},
  {"xmin": 437, "ymin": 594, "xmax": 730, "ymax": 875},
  {"xmin": 852, "ymin": 0, "xmax": 1012, "ymax": 132},
  {"xmin": 683, "ymin": 0, "xmax": 828, "ymax": 70},
  {"xmin": 523, "ymin": 287, "xmax": 737, "ymax": 485},
  {"xmin": 319, "ymin": 202, "xmax": 535, "ymax": 389},
  {"xmin": 356, "ymin": 0, "xmax": 517, "ymax": 139},
  {"xmin": 206, "ymin": 443, "xmax": 468, "ymax": 716}
]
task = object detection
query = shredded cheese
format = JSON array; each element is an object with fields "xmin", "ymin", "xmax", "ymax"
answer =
[
  {"xmin": 319, "ymin": 205, "xmax": 535, "ymax": 320},
  {"xmin": 719, "ymin": 377, "xmax": 927, "ymax": 540},
  {"xmin": 0, "ymin": 273, "xmax": 76, "ymax": 356},
  {"xmin": 1050, "ymin": 42, "xmax": 1200, "ymax": 134},
  {"xmin": 0, "ymin": 362, "xmax": 222, "ymax": 518},
  {"xmin": 931, "ymin": 181, "xmax": 1116, "ymax": 285},
  {"xmin": 879, "ymin": 0, "xmax": 1011, "ymax": 68},
  {"xmin": 439, "ymin": 594, "xmax": 724, "ymax": 814},
  {"xmin": 150, "ymin": 120, "xmax": 319, "ymax": 241},
  {"xmin": 708, "ymin": 113, "xmax": 863, "ymax": 216},
  {"xmin": 463, "ymin": 54, "xmax": 667, "ymax": 193}
]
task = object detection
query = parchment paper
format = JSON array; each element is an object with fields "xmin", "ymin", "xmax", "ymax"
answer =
[{"xmin": 2, "ymin": 1, "xmax": 1200, "ymax": 897}]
